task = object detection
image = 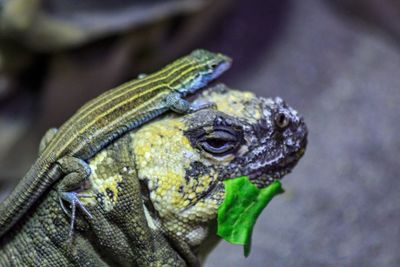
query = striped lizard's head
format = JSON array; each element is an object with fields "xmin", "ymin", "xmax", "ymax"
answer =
[{"xmin": 171, "ymin": 49, "xmax": 232, "ymax": 95}]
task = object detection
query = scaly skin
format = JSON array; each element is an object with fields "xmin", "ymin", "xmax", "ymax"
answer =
[
  {"xmin": 0, "ymin": 49, "xmax": 232, "ymax": 238},
  {"xmin": 0, "ymin": 85, "xmax": 307, "ymax": 266}
]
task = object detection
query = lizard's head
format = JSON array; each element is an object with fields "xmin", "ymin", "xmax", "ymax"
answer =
[
  {"xmin": 246, "ymin": 96, "xmax": 307, "ymax": 187},
  {"xmin": 131, "ymin": 84, "xmax": 307, "ymax": 251},
  {"xmin": 185, "ymin": 86, "xmax": 307, "ymax": 188},
  {"xmin": 171, "ymin": 49, "xmax": 232, "ymax": 94}
]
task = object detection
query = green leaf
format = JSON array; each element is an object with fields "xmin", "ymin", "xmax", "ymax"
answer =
[{"xmin": 217, "ymin": 177, "xmax": 284, "ymax": 257}]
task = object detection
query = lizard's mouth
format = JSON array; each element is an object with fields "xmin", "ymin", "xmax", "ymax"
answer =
[{"xmin": 247, "ymin": 146, "xmax": 306, "ymax": 188}]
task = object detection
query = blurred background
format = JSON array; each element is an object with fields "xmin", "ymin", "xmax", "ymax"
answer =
[{"xmin": 0, "ymin": 0, "xmax": 399, "ymax": 266}]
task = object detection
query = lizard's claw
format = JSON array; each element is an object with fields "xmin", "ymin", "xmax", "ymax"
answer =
[{"xmin": 58, "ymin": 192, "xmax": 93, "ymax": 238}]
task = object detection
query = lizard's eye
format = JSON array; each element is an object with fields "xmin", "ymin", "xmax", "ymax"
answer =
[
  {"xmin": 275, "ymin": 112, "xmax": 290, "ymax": 129},
  {"xmin": 198, "ymin": 129, "xmax": 238, "ymax": 155},
  {"xmin": 210, "ymin": 62, "xmax": 219, "ymax": 69}
]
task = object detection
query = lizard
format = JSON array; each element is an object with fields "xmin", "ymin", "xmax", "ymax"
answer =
[
  {"xmin": 0, "ymin": 49, "xmax": 232, "ymax": 238},
  {"xmin": 0, "ymin": 84, "xmax": 308, "ymax": 266}
]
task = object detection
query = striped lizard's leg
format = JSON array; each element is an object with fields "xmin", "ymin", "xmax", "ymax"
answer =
[
  {"xmin": 165, "ymin": 92, "xmax": 216, "ymax": 114},
  {"xmin": 38, "ymin": 128, "xmax": 58, "ymax": 155},
  {"xmin": 56, "ymin": 157, "xmax": 93, "ymax": 238},
  {"xmin": 39, "ymin": 129, "xmax": 93, "ymax": 237}
]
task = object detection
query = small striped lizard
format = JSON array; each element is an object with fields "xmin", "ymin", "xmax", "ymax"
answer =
[{"xmin": 0, "ymin": 49, "xmax": 232, "ymax": 238}]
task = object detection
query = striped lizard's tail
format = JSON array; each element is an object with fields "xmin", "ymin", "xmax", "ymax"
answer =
[{"xmin": 0, "ymin": 155, "xmax": 61, "ymax": 238}]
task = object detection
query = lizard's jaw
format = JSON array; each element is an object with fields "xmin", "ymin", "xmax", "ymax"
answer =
[{"xmin": 247, "ymin": 146, "xmax": 306, "ymax": 188}]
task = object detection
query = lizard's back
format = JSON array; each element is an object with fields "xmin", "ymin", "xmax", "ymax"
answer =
[
  {"xmin": 0, "ymin": 74, "xmax": 172, "ymax": 238},
  {"xmin": 0, "ymin": 49, "xmax": 232, "ymax": 238}
]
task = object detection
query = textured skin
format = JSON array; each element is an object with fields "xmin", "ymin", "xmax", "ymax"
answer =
[
  {"xmin": 0, "ymin": 85, "xmax": 307, "ymax": 266},
  {"xmin": 0, "ymin": 49, "xmax": 231, "ymax": 238}
]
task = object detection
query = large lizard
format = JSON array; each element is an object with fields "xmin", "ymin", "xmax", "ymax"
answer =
[
  {"xmin": 0, "ymin": 85, "xmax": 307, "ymax": 266},
  {"xmin": 0, "ymin": 49, "xmax": 232, "ymax": 238}
]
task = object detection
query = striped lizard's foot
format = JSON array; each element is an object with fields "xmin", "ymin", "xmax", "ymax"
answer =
[
  {"xmin": 187, "ymin": 102, "xmax": 217, "ymax": 113},
  {"xmin": 56, "ymin": 156, "xmax": 93, "ymax": 238},
  {"xmin": 166, "ymin": 92, "xmax": 217, "ymax": 114},
  {"xmin": 58, "ymin": 191, "xmax": 93, "ymax": 238}
]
